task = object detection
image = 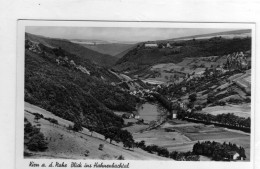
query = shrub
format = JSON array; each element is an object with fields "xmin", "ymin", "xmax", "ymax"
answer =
[
  {"xmin": 45, "ymin": 117, "xmax": 59, "ymax": 125},
  {"xmin": 117, "ymin": 155, "xmax": 125, "ymax": 160},
  {"xmin": 24, "ymin": 151, "xmax": 33, "ymax": 157},
  {"xmin": 189, "ymin": 93, "xmax": 197, "ymax": 103},
  {"xmin": 245, "ymin": 97, "xmax": 251, "ymax": 103},
  {"xmin": 99, "ymin": 144, "xmax": 104, "ymax": 150},
  {"xmin": 67, "ymin": 125, "xmax": 73, "ymax": 130},
  {"xmin": 26, "ymin": 133, "xmax": 48, "ymax": 152},
  {"xmin": 34, "ymin": 115, "xmax": 41, "ymax": 122},
  {"xmin": 73, "ymin": 121, "xmax": 83, "ymax": 132},
  {"xmin": 195, "ymin": 106, "xmax": 203, "ymax": 111},
  {"xmin": 84, "ymin": 150, "xmax": 90, "ymax": 157}
]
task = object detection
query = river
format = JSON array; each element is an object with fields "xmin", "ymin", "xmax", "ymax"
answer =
[{"xmin": 137, "ymin": 102, "xmax": 168, "ymax": 123}]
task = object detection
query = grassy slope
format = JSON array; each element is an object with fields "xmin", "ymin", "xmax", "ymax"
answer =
[
  {"xmin": 129, "ymin": 119, "xmax": 250, "ymax": 160},
  {"xmin": 25, "ymin": 33, "xmax": 118, "ymax": 67},
  {"xmin": 24, "ymin": 102, "xmax": 169, "ymax": 160},
  {"xmin": 115, "ymin": 44, "xmax": 139, "ymax": 59},
  {"xmin": 81, "ymin": 43, "xmax": 135, "ymax": 57}
]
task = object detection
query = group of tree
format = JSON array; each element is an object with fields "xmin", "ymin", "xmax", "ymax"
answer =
[
  {"xmin": 72, "ymin": 120, "xmax": 83, "ymax": 132},
  {"xmin": 30, "ymin": 112, "xmax": 59, "ymax": 126},
  {"xmin": 193, "ymin": 141, "xmax": 246, "ymax": 161},
  {"xmin": 177, "ymin": 110, "xmax": 250, "ymax": 129},
  {"xmin": 156, "ymin": 69, "xmax": 243, "ymax": 101},
  {"xmin": 24, "ymin": 118, "xmax": 48, "ymax": 152},
  {"xmin": 207, "ymin": 90, "xmax": 236, "ymax": 104},
  {"xmin": 151, "ymin": 93, "xmax": 173, "ymax": 112},
  {"xmin": 25, "ymin": 41, "xmax": 139, "ymax": 133},
  {"xmin": 188, "ymin": 93, "xmax": 197, "ymax": 103},
  {"xmin": 101, "ymin": 127, "xmax": 135, "ymax": 149},
  {"xmin": 87, "ymin": 126, "xmax": 134, "ymax": 149},
  {"xmin": 135, "ymin": 140, "xmax": 199, "ymax": 161},
  {"xmin": 65, "ymin": 119, "xmax": 135, "ymax": 149},
  {"xmin": 115, "ymin": 36, "xmax": 251, "ymax": 73}
]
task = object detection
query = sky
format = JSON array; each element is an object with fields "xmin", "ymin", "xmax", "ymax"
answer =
[{"xmin": 26, "ymin": 26, "xmax": 237, "ymax": 43}]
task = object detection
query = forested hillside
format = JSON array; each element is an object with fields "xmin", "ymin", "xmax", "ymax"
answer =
[
  {"xmin": 114, "ymin": 37, "xmax": 251, "ymax": 72},
  {"xmin": 25, "ymin": 33, "xmax": 118, "ymax": 67},
  {"xmin": 25, "ymin": 38, "xmax": 138, "ymax": 130}
]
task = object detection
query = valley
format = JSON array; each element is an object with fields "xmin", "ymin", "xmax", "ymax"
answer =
[{"xmin": 23, "ymin": 29, "xmax": 252, "ymax": 161}]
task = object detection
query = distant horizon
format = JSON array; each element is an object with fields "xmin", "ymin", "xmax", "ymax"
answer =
[{"xmin": 25, "ymin": 27, "xmax": 246, "ymax": 43}]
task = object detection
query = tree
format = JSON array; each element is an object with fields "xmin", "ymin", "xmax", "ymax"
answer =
[
  {"xmin": 26, "ymin": 133, "xmax": 48, "ymax": 152},
  {"xmin": 98, "ymin": 144, "xmax": 104, "ymax": 150},
  {"xmin": 188, "ymin": 93, "xmax": 197, "ymax": 103},
  {"xmin": 34, "ymin": 115, "xmax": 41, "ymax": 123},
  {"xmin": 157, "ymin": 147, "xmax": 169, "ymax": 157},
  {"xmin": 136, "ymin": 140, "xmax": 146, "ymax": 149},
  {"xmin": 207, "ymin": 92, "xmax": 215, "ymax": 104},
  {"xmin": 49, "ymin": 118, "xmax": 58, "ymax": 125},
  {"xmin": 123, "ymin": 140, "xmax": 134, "ymax": 150},
  {"xmin": 88, "ymin": 126, "xmax": 94, "ymax": 136},
  {"xmin": 117, "ymin": 155, "xmax": 125, "ymax": 160},
  {"xmin": 73, "ymin": 121, "xmax": 83, "ymax": 132},
  {"xmin": 169, "ymin": 151, "xmax": 178, "ymax": 159}
]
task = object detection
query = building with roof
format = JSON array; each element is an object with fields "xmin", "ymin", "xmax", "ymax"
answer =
[
  {"xmin": 227, "ymin": 151, "xmax": 240, "ymax": 161},
  {"xmin": 144, "ymin": 43, "xmax": 158, "ymax": 48}
]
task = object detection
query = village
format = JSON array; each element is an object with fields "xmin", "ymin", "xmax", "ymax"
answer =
[
  {"xmin": 23, "ymin": 28, "xmax": 252, "ymax": 161},
  {"xmin": 115, "ymin": 50, "xmax": 251, "ymax": 161}
]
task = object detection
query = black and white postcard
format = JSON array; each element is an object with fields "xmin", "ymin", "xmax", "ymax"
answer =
[{"xmin": 16, "ymin": 21, "xmax": 255, "ymax": 169}]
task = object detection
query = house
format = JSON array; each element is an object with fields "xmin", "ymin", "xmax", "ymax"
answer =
[
  {"xmin": 111, "ymin": 82, "xmax": 116, "ymax": 86},
  {"xmin": 145, "ymin": 43, "xmax": 158, "ymax": 48},
  {"xmin": 194, "ymin": 71, "xmax": 205, "ymax": 77},
  {"xmin": 216, "ymin": 66, "xmax": 228, "ymax": 73},
  {"xmin": 166, "ymin": 42, "xmax": 172, "ymax": 48},
  {"xmin": 122, "ymin": 113, "xmax": 131, "ymax": 119},
  {"xmin": 70, "ymin": 60, "xmax": 76, "ymax": 66},
  {"xmin": 181, "ymin": 87, "xmax": 187, "ymax": 92},
  {"xmin": 64, "ymin": 56, "xmax": 69, "ymax": 61},
  {"xmin": 172, "ymin": 46, "xmax": 181, "ymax": 53},
  {"xmin": 122, "ymin": 113, "xmax": 135, "ymax": 119},
  {"xmin": 172, "ymin": 111, "xmax": 177, "ymax": 119},
  {"xmin": 134, "ymin": 115, "xmax": 140, "ymax": 119},
  {"xmin": 227, "ymin": 151, "xmax": 240, "ymax": 161},
  {"xmin": 187, "ymin": 109, "xmax": 192, "ymax": 113},
  {"xmin": 179, "ymin": 102, "xmax": 186, "ymax": 109}
]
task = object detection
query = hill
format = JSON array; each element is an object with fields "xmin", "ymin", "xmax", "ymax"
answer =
[
  {"xmin": 25, "ymin": 33, "xmax": 118, "ymax": 67},
  {"xmin": 24, "ymin": 102, "xmax": 169, "ymax": 160},
  {"xmin": 25, "ymin": 38, "xmax": 139, "ymax": 130},
  {"xmin": 114, "ymin": 37, "xmax": 251, "ymax": 73},
  {"xmin": 165, "ymin": 29, "xmax": 251, "ymax": 41},
  {"xmin": 115, "ymin": 44, "xmax": 139, "ymax": 58},
  {"xmin": 80, "ymin": 43, "xmax": 135, "ymax": 57}
]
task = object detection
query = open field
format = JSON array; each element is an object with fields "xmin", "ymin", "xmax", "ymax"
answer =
[
  {"xmin": 202, "ymin": 104, "xmax": 251, "ymax": 118},
  {"xmin": 229, "ymin": 71, "xmax": 251, "ymax": 93},
  {"xmin": 131, "ymin": 119, "xmax": 250, "ymax": 161},
  {"xmin": 133, "ymin": 128, "xmax": 191, "ymax": 146},
  {"xmin": 170, "ymin": 124, "xmax": 248, "ymax": 141},
  {"xmin": 123, "ymin": 124, "xmax": 149, "ymax": 133},
  {"xmin": 24, "ymin": 102, "xmax": 169, "ymax": 160}
]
